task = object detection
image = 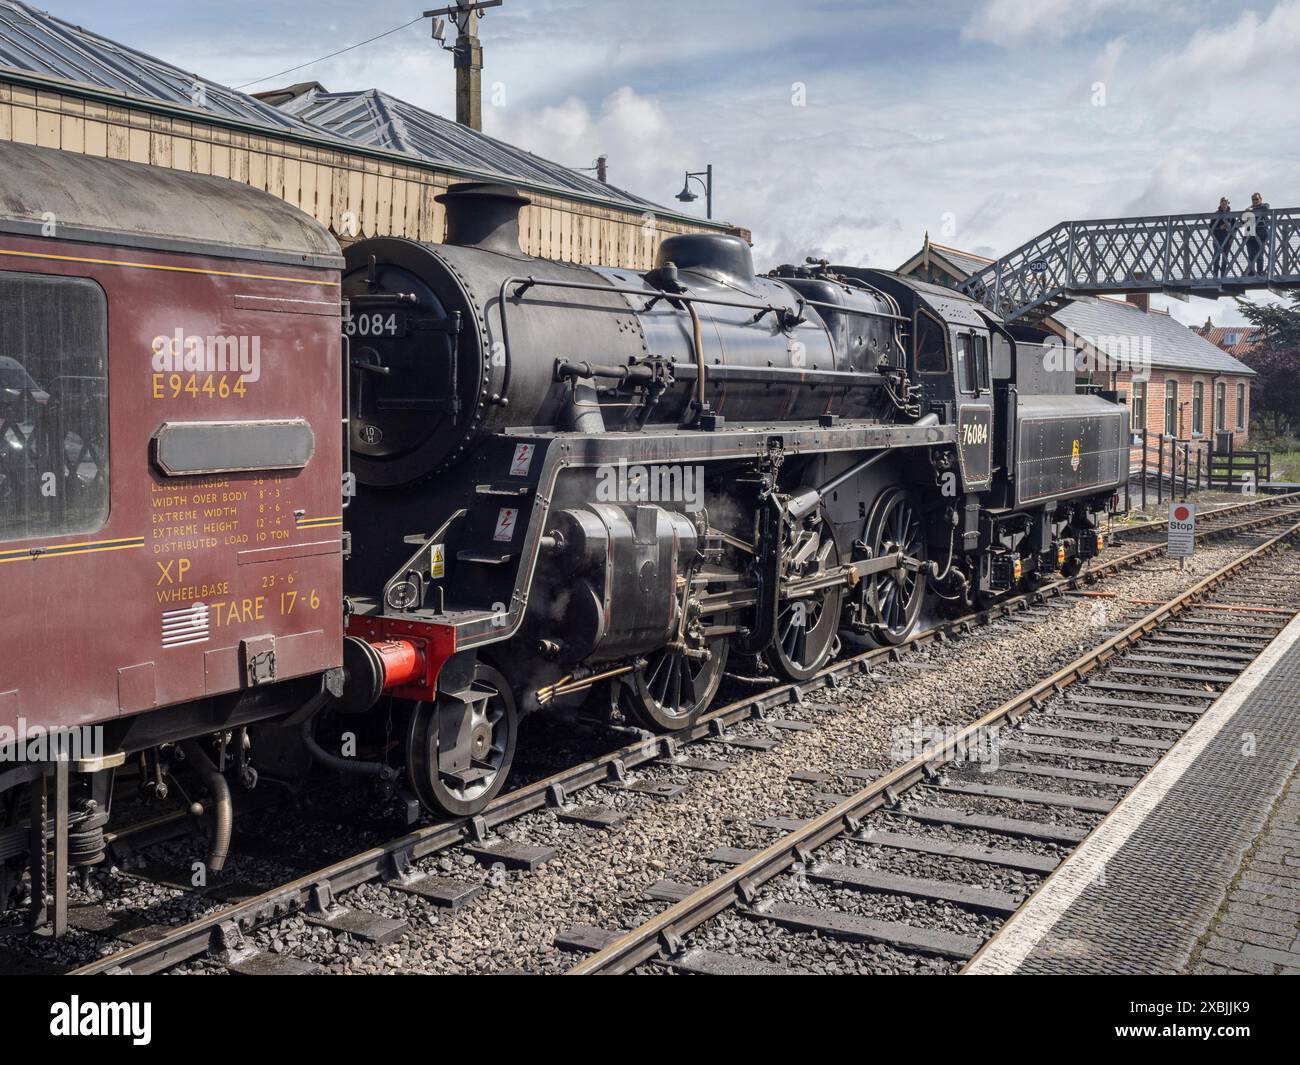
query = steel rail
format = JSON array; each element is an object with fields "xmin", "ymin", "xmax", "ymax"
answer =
[
  {"xmin": 566, "ymin": 517, "xmax": 1300, "ymax": 974},
  {"xmin": 1110, "ymin": 490, "xmax": 1300, "ymax": 540},
  {"xmin": 67, "ymin": 498, "xmax": 1297, "ymax": 975}
]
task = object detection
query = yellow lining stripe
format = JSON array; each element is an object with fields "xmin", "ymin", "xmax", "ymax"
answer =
[
  {"xmin": 0, "ymin": 248, "xmax": 339, "ymax": 287},
  {"xmin": 0, "ymin": 535, "xmax": 145, "ymax": 563}
]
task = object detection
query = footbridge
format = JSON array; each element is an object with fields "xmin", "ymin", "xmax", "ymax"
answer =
[{"xmin": 959, "ymin": 207, "xmax": 1300, "ymax": 322}]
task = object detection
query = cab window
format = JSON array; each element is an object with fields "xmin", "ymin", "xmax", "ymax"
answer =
[
  {"xmin": 956, "ymin": 332, "xmax": 991, "ymax": 395},
  {"xmin": 0, "ymin": 272, "xmax": 109, "ymax": 543},
  {"xmin": 956, "ymin": 333, "xmax": 974, "ymax": 394},
  {"xmin": 973, "ymin": 334, "xmax": 990, "ymax": 391},
  {"xmin": 914, "ymin": 311, "xmax": 948, "ymax": 374}
]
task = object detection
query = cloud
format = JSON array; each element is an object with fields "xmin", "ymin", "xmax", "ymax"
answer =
[
  {"xmin": 490, "ymin": 86, "xmax": 692, "ymax": 207},
  {"xmin": 52, "ymin": 0, "xmax": 1298, "ymax": 329},
  {"xmin": 963, "ymin": 0, "xmax": 1144, "ymax": 46},
  {"xmin": 964, "ymin": 0, "xmax": 1075, "ymax": 44},
  {"xmin": 1145, "ymin": 0, "xmax": 1300, "ymax": 82}
]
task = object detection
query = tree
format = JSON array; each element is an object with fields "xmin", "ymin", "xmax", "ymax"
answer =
[{"xmin": 1235, "ymin": 293, "xmax": 1300, "ymax": 438}]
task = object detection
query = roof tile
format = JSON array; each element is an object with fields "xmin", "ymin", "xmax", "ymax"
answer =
[{"xmin": 1053, "ymin": 298, "xmax": 1256, "ymax": 376}]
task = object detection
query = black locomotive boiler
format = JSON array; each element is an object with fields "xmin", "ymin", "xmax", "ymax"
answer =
[{"xmin": 336, "ymin": 183, "xmax": 1128, "ymax": 816}]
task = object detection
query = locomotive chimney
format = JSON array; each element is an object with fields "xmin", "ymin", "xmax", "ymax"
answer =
[{"xmin": 436, "ymin": 182, "xmax": 531, "ymax": 255}]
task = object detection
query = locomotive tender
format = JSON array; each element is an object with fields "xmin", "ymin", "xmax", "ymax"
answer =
[{"xmin": 0, "ymin": 143, "xmax": 1124, "ymax": 925}]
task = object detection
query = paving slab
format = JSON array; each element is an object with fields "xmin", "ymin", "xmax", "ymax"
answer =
[{"xmin": 966, "ymin": 611, "xmax": 1300, "ymax": 975}]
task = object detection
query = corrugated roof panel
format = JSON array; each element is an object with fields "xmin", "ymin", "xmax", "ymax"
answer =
[
  {"xmin": 0, "ymin": 2, "xmax": 687, "ymax": 218},
  {"xmin": 0, "ymin": 0, "xmax": 314, "ymax": 132},
  {"xmin": 279, "ymin": 87, "xmax": 660, "ymax": 212}
]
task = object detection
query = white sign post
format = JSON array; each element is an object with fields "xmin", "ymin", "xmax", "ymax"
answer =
[{"xmin": 1168, "ymin": 502, "xmax": 1196, "ymax": 568}]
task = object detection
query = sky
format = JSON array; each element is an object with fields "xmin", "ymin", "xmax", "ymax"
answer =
[{"xmin": 40, "ymin": 0, "xmax": 1300, "ymax": 325}]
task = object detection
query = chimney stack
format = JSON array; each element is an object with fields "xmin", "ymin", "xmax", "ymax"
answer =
[
  {"xmin": 1129, "ymin": 293, "xmax": 1150, "ymax": 313},
  {"xmin": 436, "ymin": 182, "xmax": 530, "ymax": 254}
]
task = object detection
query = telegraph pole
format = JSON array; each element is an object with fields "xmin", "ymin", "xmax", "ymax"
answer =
[{"xmin": 424, "ymin": 0, "xmax": 502, "ymax": 131}]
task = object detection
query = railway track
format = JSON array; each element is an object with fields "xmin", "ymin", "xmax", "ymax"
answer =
[
  {"xmin": 563, "ymin": 519, "xmax": 1300, "ymax": 974},
  {"xmin": 1106, "ymin": 490, "xmax": 1300, "ymax": 542},
  {"xmin": 4, "ymin": 494, "xmax": 1291, "ymax": 975}
]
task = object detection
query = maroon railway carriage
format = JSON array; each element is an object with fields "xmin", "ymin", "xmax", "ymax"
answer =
[{"xmin": 0, "ymin": 141, "xmax": 344, "ymax": 930}]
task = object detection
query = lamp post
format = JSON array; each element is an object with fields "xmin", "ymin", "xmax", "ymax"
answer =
[{"xmin": 675, "ymin": 164, "xmax": 713, "ymax": 219}]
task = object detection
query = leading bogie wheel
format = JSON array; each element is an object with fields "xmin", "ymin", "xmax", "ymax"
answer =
[{"xmin": 405, "ymin": 662, "xmax": 517, "ymax": 818}]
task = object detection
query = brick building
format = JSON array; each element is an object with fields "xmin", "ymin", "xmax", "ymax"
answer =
[{"xmin": 899, "ymin": 240, "xmax": 1257, "ymax": 457}]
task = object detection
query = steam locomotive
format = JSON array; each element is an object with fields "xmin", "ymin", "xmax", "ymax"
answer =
[
  {"xmin": 338, "ymin": 183, "xmax": 1126, "ymax": 814},
  {"xmin": 0, "ymin": 142, "xmax": 1125, "ymax": 925}
]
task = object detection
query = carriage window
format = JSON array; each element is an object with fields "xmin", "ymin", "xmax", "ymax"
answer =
[
  {"xmin": 0, "ymin": 273, "xmax": 109, "ymax": 543},
  {"xmin": 914, "ymin": 311, "xmax": 948, "ymax": 374}
]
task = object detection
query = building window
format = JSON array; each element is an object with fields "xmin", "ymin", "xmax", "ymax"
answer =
[
  {"xmin": 1164, "ymin": 379, "xmax": 1178, "ymax": 436},
  {"xmin": 0, "ymin": 272, "xmax": 109, "ymax": 544},
  {"xmin": 1131, "ymin": 380, "xmax": 1147, "ymax": 432},
  {"xmin": 1191, "ymin": 380, "xmax": 1204, "ymax": 435},
  {"xmin": 1214, "ymin": 381, "xmax": 1227, "ymax": 432},
  {"xmin": 1236, "ymin": 382, "xmax": 1246, "ymax": 431},
  {"xmin": 1223, "ymin": 331, "xmax": 1239, "ymax": 346}
]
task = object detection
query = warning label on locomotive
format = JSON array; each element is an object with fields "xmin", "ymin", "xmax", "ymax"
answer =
[
  {"xmin": 493, "ymin": 508, "xmax": 519, "ymax": 542},
  {"xmin": 430, "ymin": 543, "xmax": 445, "ymax": 578},
  {"xmin": 510, "ymin": 443, "xmax": 535, "ymax": 477},
  {"xmin": 1168, "ymin": 503, "xmax": 1196, "ymax": 557}
]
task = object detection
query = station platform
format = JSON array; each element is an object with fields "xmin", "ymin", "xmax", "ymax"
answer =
[{"xmin": 965, "ymin": 612, "xmax": 1300, "ymax": 975}]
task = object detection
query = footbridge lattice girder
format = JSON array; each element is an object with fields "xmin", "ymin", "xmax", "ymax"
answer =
[{"xmin": 959, "ymin": 208, "xmax": 1300, "ymax": 322}]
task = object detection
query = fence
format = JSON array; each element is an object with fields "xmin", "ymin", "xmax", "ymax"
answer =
[{"xmin": 1126, "ymin": 431, "xmax": 1273, "ymax": 510}]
